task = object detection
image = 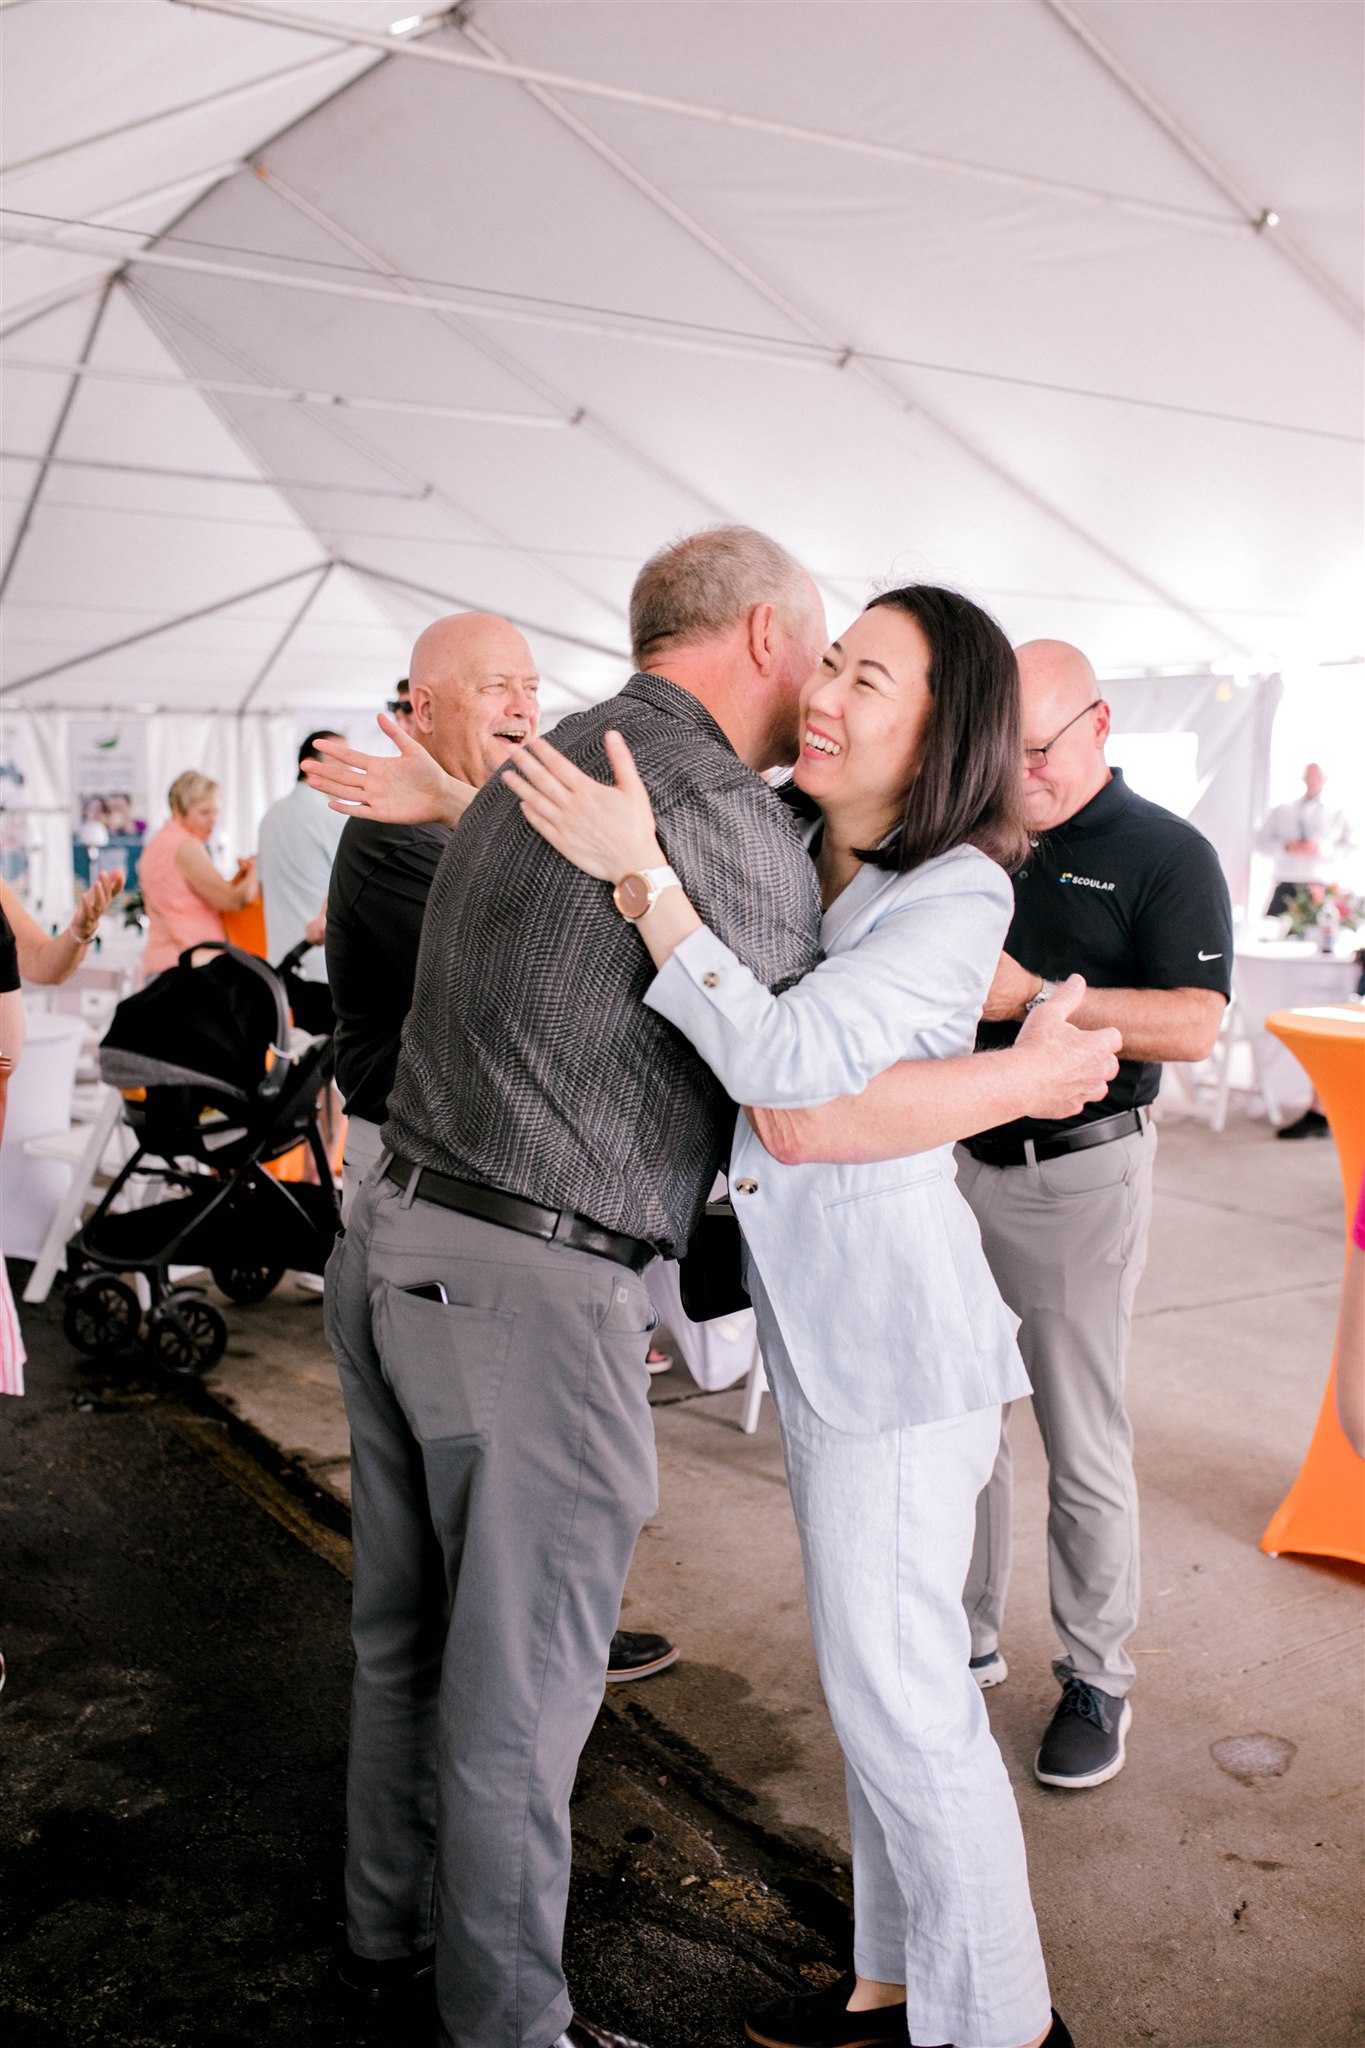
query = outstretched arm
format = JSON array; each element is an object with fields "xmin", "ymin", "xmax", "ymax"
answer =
[
  {"xmin": 0, "ymin": 871, "xmax": 124, "ymax": 985},
  {"xmin": 302, "ymin": 713, "xmax": 475, "ymax": 828},
  {"xmin": 748, "ymin": 976, "xmax": 1121, "ymax": 1163}
]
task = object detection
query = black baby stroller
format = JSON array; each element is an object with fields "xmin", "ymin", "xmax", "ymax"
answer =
[{"xmin": 62, "ymin": 940, "xmax": 341, "ymax": 1374}]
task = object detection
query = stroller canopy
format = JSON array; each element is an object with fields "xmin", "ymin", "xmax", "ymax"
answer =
[{"xmin": 101, "ymin": 946, "xmax": 290, "ymax": 1102}]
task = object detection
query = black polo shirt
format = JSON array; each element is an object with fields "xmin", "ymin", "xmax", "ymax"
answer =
[
  {"xmin": 976, "ymin": 769, "xmax": 1233, "ymax": 1140},
  {"xmin": 325, "ymin": 817, "xmax": 451, "ymax": 1126}
]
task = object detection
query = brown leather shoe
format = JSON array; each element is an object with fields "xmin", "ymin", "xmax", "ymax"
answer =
[{"xmin": 552, "ymin": 2018, "xmax": 654, "ymax": 2048}]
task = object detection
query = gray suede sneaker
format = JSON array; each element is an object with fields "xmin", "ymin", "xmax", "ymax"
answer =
[{"xmin": 1034, "ymin": 1676, "xmax": 1132, "ymax": 1788}]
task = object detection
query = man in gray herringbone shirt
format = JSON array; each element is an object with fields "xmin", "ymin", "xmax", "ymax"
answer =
[{"xmin": 325, "ymin": 528, "xmax": 827, "ymax": 2048}]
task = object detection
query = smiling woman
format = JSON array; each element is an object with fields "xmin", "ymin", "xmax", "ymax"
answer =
[{"xmin": 502, "ymin": 583, "xmax": 1079, "ymax": 2048}]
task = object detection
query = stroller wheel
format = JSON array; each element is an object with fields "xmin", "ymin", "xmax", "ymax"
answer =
[
  {"xmin": 146, "ymin": 1291, "xmax": 228, "ymax": 1377},
  {"xmin": 209, "ymin": 1260, "xmax": 284, "ymax": 1306},
  {"xmin": 63, "ymin": 1274, "xmax": 141, "ymax": 1356}
]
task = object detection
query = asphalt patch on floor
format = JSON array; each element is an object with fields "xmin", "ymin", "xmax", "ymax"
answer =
[{"xmin": 1, "ymin": 1276, "xmax": 850, "ymax": 2047}]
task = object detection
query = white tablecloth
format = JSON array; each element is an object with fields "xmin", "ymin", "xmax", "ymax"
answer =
[
  {"xmin": 1, "ymin": 1013, "xmax": 86, "ymax": 1258},
  {"xmin": 1234, "ymin": 941, "xmax": 1361, "ymax": 1112}
]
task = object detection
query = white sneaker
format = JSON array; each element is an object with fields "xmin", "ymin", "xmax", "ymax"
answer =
[{"xmin": 969, "ymin": 1649, "xmax": 1008, "ymax": 1689}]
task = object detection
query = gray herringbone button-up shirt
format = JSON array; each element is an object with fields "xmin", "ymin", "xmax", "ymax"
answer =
[{"xmin": 383, "ymin": 673, "xmax": 822, "ymax": 1256}]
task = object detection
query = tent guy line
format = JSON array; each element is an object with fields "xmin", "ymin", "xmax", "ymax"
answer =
[
  {"xmin": 2, "ymin": 209, "xmax": 1353, "ymax": 447},
  {"xmin": 165, "ymin": 0, "xmax": 1258, "ymax": 241}
]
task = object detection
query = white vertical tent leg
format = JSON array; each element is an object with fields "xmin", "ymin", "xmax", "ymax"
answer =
[
  {"xmin": 740, "ymin": 1353, "xmax": 768, "ymax": 1435},
  {"xmin": 22, "ymin": 1086, "xmax": 124, "ymax": 1304}
]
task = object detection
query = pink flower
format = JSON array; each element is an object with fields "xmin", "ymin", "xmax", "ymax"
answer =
[{"xmin": 1310, "ymin": 884, "xmax": 1325, "ymax": 904}]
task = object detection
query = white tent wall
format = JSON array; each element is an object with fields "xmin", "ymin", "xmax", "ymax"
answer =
[
  {"xmin": 2, "ymin": 706, "xmax": 297, "ymax": 928},
  {"xmin": 1103, "ymin": 671, "xmax": 1282, "ymax": 915}
]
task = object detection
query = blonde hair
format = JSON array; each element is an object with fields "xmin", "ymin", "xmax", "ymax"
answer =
[{"xmin": 168, "ymin": 770, "xmax": 218, "ymax": 817}]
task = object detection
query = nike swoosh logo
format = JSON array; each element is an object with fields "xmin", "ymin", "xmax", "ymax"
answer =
[{"xmin": 1198, "ymin": 951, "xmax": 1222, "ymax": 961}]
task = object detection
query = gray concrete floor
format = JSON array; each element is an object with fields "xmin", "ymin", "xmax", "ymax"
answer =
[{"xmin": 197, "ymin": 1113, "xmax": 1364, "ymax": 2047}]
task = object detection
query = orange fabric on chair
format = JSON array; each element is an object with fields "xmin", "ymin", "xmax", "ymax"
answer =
[
  {"xmin": 222, "ymin": 899, "xmax": 267, "ymax": 959},
  {"xmin": 1260, "ymin": 1006, "xmax": 1365, "ymax": 1567}
]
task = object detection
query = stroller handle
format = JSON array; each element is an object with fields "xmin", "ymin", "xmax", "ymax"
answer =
[{"xmin": 175, "ymin": 940, "xmax": 295, "ymax": 1100}]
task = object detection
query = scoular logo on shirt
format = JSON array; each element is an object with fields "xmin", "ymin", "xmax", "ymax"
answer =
[{"xmin": 1058, "ymin": 871, "xmax": 1116, "ymax": 892}]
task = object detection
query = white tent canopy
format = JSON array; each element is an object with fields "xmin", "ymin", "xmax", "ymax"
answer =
[{"xmin": 1, "ymin": 0, "xmax": 1361, "ymax": 733}]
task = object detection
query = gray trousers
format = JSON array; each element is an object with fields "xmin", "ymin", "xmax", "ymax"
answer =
[
  {"xmin": 957, "ymin": 1122, "xmax": 1156, "ymax": 1698},
  {"xmin": 324, "ymin": 1167, "xmax": 659, "ymax": 2048}
]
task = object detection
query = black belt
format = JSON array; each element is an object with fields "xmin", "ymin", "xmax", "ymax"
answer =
[
  {"xmin": 964, "ymin": 1106, "xmax": 1148, "ymax": 1169},
  {"xmin": 384, "ymin": 1156, "xmax": 655, "ymax": 1272}
]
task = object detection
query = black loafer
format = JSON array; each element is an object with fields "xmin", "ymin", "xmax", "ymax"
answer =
[
  {"xmin": 744, "ymin": 1973, "xmax": 908, "ymax": 2047},
  {"xmin": 604, "ymin": 1628, "xmax": 679, "ymax": 1683},
  {"xmin": 337, "ymin": 1942, "xmax": 435, "ymax": 2006}
]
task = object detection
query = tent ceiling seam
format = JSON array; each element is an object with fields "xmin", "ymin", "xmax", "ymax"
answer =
[
  {"xmin": 128, "ymin": 274, "xmax": 630, "ymax": 627},
  {"xmin": 0, "ymin": 46, "xmax": 374, "ymax": 179},
  {"xmin": 253, "ymin": 161, "xmax": 738, "ymax": 520},
  {"xmin": 0, "ymin": 449, "xmax": 428, "ymax": 500},
  {"xmin": 457, "ymin": 17, "xmax": 1251, "ymax": 659},
  {"xmin": 1039, "ymin": 0, "xmax": 1362, "ymax": 329},
  {"xmin": 236, "ymin": 559, "xmax": 332, "ymax": 711},
  {"xmin": 2, "ymin": 354, "xmax": 578, "ymax": 428},
  {"xmin": 12, "ymin": 208, "xmax": 1346, "ymax": 449},
  {"xmin": 340, "ymin": 559, "xmax": 627, "ymax": 667},
  {"xmin": 168, "ymin": 0, "xmax": 1254, "ymax": 239},
  {"xmin": 0, "ymin": 278, "xmax": 112, "ymax": 607},
  {"xmin": 0, "ymin": 562, "xmax": 329, "ymax": 696}
]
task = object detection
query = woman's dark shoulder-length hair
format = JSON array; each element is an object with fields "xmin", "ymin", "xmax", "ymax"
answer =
[{"xmin": 855, "ymin": 583, "xmax": 1028, "ymax": 876}]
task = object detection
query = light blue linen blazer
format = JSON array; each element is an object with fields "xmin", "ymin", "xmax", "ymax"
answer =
[{"xmin": 644, "ymin": 839, "xmax": 1032, "ymax": 1434}]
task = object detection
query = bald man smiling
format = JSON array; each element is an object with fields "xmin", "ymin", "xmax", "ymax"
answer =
[{"xmin": 958, "ymin": 639, "xmax": 1233, "ymax": 1791}]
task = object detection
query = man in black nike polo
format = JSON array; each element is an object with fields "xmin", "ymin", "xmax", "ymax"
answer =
[{"xmin": 959, "ymin": 638, "xmax": 1232, "ymax": 1791}]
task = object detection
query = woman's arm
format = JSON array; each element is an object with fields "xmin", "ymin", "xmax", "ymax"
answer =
[
  {"xmin": 175, "ymin": 837, "xmax": 257, "ymax": 913},
  {"xmin": 503, "ymin": 733, "xmax": 1015, "ymax": 1110},
  {"xmin": 302, "ymin": 713, "xmax": 476, "ymax": 828},
  {"xmin": 748, "ymin": 977, "xmax": 1121, "ymax": 1162},
  {"xmin": 0, "ymin": 872, "xmax": 124, "ymax": 985}
]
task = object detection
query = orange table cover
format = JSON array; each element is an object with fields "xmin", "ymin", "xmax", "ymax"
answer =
[
  {"xmin": 1260, "ymin": 1005, "xmax": 1365, "ymax": 1566},
  {"xmin": 221, "ymin": 899, "xmax": 267, "ymax": 959}
]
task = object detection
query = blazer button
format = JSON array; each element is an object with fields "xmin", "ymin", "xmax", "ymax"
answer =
[
  {"xmin": 702, "ymin": 971, "xmax": 720, "ymax": 988},
  {"xmin": 734, "ymin": 1178, "xmax": 758, "ymax": 1195}
]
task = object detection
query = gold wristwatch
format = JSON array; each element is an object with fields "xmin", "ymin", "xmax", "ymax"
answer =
[{"xmin": 612, "ymin": 865, "xmax": 681, "ymax": 922}]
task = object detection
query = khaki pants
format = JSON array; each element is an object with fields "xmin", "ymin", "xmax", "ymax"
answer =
[{"xmin": 957, "ymin": 1122, "xmax": 1156, "ymax": 1698}]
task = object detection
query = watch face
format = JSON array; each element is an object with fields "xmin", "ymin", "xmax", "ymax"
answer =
[{"xmin": 613, "ymin": 872, "xmax": 652, "ymax": 920}]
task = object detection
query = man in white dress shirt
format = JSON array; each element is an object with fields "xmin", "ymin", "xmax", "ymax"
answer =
[
  {"xmin": 1259, "ymin": 761, "xmax": 1356, "ymax": 914},
  {"xmin": 257, "ymin": 731, "xmax": 346, "ymax": 1033}
]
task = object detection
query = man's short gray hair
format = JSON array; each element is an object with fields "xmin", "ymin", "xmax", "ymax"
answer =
[{"xmin": 630, "ymin": 526, "xmax": 813, "ymax": 667}]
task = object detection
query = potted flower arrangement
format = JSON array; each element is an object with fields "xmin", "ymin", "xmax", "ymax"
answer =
[{"xmin": 1278, "ymin": 882, "xmax": 1365, "ymax": 944}]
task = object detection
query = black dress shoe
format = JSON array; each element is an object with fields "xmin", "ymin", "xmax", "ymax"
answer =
[
  {"xmin": 744, "ymin": 1973, "xmax": 908, "ymax": 2047},
  {"xmin": 1277, "ymin": 1107, "xmax": 1330, "ymax": 1140},
  {"xmin": 337, "ymin": 1942, "xmax": 435, "ymax": 2005},
  {"xmin": 552, "ymin": 2018, "xmax": 654, "ymax": 2048},
  {"xmin": 604, "ymin": 1628, "xmax": 679, "ymax": 1683}
]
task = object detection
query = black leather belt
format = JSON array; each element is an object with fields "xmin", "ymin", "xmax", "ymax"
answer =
[
  {"xmin": 964, "ymin": 1106, "xmax": 1148, "ymax": 1169},
  {"xmin": 384, "ymin": 1155, "xmax": 655, "ymax": 1272}
]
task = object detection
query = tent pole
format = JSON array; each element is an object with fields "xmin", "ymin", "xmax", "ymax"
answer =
[
  {"xmin": 455, "ymin": 15, "xmax": 1254, "ymax": 661},
  {"xmin": 0, "ymin": 449, "xmax": 426, "ymax": 500},
  {"xmin": 3, "ymin": 354, "xmax": 576, "ymax": 428},
  {"xmin": 0, "ymin": 563, "xmax": 328, "ymax": 696},
  {"xmin": 339, "ymin": 559, "xmax": 626, "ymax": 665},
  {"xmin": 1039, "ymin": 0, "xmax": 1361, "ymax": 329},
  {"xmin": 0, "ymin": 278, "xmax": 105, "ymax": 344},
  {"xmin": 167, "ymin": 0, "xmax": 1245, "ymax": 239},
  {"xmin": 129, "ymin": 277, "xmax": 628, "ymax": 626},
  {"xmin": 0, "ymin": 279, "xmax": 113, "ymax": 607},
  {"xmin": 0, "ymin": 47, "xmax": 366, "ymax": 179},
  {"xmin": 236, "ymin": 561, "xmax": 332, "ymax": 713},
  {"xmin": 254, "ymin": 164, "xmax": 736, "ymax": 523}
]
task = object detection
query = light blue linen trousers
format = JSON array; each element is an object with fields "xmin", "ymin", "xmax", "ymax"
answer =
[{"xmin": 750, "ymin": 1265, "xmax": 1052, "ymax": 2048}]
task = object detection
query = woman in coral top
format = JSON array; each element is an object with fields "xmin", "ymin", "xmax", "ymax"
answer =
[{"xmin": 139, "ymin": 770, "xmax": 258, "ymax": 978}]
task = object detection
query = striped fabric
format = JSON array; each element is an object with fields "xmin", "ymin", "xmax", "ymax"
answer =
[
  {"xmin": 0, "ymin": 1258, "xmax": 25, "ymax": 1397},
  {"xmin": 384, "ymin": 673, "xmax": 823, "ymax": 1258}
]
